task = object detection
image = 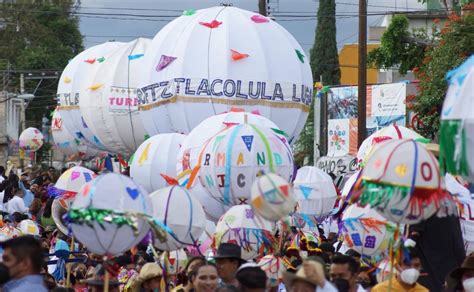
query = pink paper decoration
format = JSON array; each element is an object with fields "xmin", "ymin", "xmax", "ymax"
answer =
[
  {"xmin": 251, "ymin": 15, "xmax": 269, "ymax": 23},
  {"xmin": 71, "ymin": 171, "xmax": 80, "ymax": 181},
  {"xmin": 199, "ymin": 20, "xmax": 222, "ymax": 29},
  {"xmin": 156, "ymin": 55, "xmax": 177, "ymax": 72}
]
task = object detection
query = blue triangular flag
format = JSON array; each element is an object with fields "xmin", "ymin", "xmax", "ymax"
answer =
[
  {"xmin": 299, "ymin": 185, "xmax": 312, "ymax": 200},
  {"xmin": 241, "ymin": 135, "xmax": 254, "ymax": 152}
]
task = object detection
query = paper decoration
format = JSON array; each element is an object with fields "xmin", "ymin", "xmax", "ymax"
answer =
[
  {"xmin": 84, "ymin": 58, "xmax": 96, "ymax": 64},
  {"xmin": 199, "ymin": 20, "xmax": 222, "ymax": 28},
  {"xmin": 137, "ymin": 6, "xmax": 313, "ymax": 142},
  {"xmin": 183, "ymin": 9, "xmax": 196, "ymax": 16},
  {"xmin": 440, "ymin": 56, "xmax": 474, "ymax": 183},
  {"xmin": 250, "ymin": 173, "xmax": 296, "ymax": 221},
  {"xmin": 214, "ymin": 205, "xmax": 275, "ymax": 260},
  {"xmin": 258, "ymin": 255, "xmax": 288, "ymax": 287},
  {"xmin": 97, "ymin": 57, "xmax": 105, "ymax": 63},
  {"xmin": 68, "ymin": 173, "xmax": 153, "ymax": 256},
  {"xmin": 231, "ymin": 49, "xmax": 249, "ymax": 61},
  {"xmin": 128, "ymin": 53, "xmax": 144, "ymax": 60},
  {"xmin": 156, "ymin": 55, "xmax": 177, "ymax": 72},
  {"xmin": 295, "ymin": 49, "xmax": 305, "ymax": 63},
  {"xmin": 357, "ymin": 125, "xmax": 426, "ymax": 167},
  {"xmin": 149, "ymin": 186, "xmax": 206, "ymax": 251},
  {"xmin": 251, "ymin": 14, "xmax": 269, "ymax": 23},
  {"xmin": 79, "ymin": 38, "xmax": 150, "ymax": 155},
  {"xmin": 293, "ymin": 166, "xmax": 338, "ymax": 220},
  {"xmin": 341, "ymin": 204, "xmax": 396, "ymax": 257},
  {"xmin": 19, "ymin": 127, "xmax": 44, "ymax": 152},
  {"xmin": 131, "ymin": 133, "xmax": 185, "ymax": 193},
  {"xmin": 58, "ymin": 41, "xmax": 125, "ymax": 151},
  {"xmin": 18, "ymin": 220, "xmax": 40, "ymax": 236},
  {"xmin": 64, "ymin": 77, "xmax": 72, "ymax": 84},
  {"xmin": 196, "ymin": 123, "xmax": 294, "ymax": 206},
  {"xmin": 353, "ymin": 139, "xmax": 456, "ymax": 224}
]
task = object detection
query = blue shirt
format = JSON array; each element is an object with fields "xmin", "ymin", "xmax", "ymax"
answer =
[
  {"xmin": 3, "ymin": 274, "xmax": 48, "ymax": 292},
  {"xmin": 19, "ymin": 181, "xmax": 34, "ymax": 208}
]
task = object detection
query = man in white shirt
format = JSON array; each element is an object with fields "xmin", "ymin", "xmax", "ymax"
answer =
[{"xmin": 5, "ymin": 186, "xmax": 29, "ymax": 215}]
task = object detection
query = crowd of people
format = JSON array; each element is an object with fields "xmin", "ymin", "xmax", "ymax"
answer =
[{"xmin": 0, "ymin": 164, "xmax": 472, "ymax": 292}]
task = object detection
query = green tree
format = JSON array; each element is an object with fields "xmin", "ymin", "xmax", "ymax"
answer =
[
  {"xmin": 0, "ymin": 0, "xmax": 83, "ymax": 162},
  {"xmin": 0, "ymin": 0, "xmax": 83, "ymax": 122},
  {"xmin": 295, "ymin": 0, "xmax": 340, "ymax": 166},
  {"xmin": 367, "ymin": 11, "xmax": 474, "ymax": 138}
]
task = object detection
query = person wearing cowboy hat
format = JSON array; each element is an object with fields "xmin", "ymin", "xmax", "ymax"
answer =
[
  {"xmin": 283, "ymin": 257, "xmax": 337, "ymax": 292},
  {"xmin": 213, "ymin": 243, "xmax": 246, "ymax": 287},
  {"xmin": 448, "ymin": 255, "xmax": 474, "ymax": 291},
  {"xmin": 127, "ymin": 262, "xmax": 164, "ymax": 292}
]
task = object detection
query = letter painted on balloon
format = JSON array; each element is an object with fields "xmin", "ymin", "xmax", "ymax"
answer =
[
  {"xmin": 257, "ymin": 152, "xmax": 266, "ymax": 165},
  {"xmin": 237, "ymin": 173, "xmax": 245, "ymax": 188},
  {"xmin": 236, "ymin": 152, "xmax": 244, "ymax": 165},
  {"xmin": 204, "ymin": 153, "xmax": 211, "ymax": 166},
  {"xmin": 217, "ymin": 174, "xmax": 225, "ymax": 188},
  {"xmin": 210, "ymin": 79, "xmax": 223, "ymax": 96},
  {"xmin": 274, "ymin": 153, "xmax": 282, "ymax": 165},
  {"xmin": 273, "ymin": 83, "xmax": 284, "ymax": 100}
]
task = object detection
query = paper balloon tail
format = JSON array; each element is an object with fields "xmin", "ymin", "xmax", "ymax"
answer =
[{"xmin": 231, "ymin": 49, "xmax": 249, "ymax": 61}]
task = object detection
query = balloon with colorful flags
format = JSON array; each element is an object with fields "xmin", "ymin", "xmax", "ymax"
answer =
[
  {"xmin": 137, "ymin": 6, "xmax": 313, "ymax": 142},
  {"xmin": 19, "ymin": 127, "xmax": 44, "ymax": 152},
  {"xmin": 214, "ymin": 204, "xmax": 275, "ymax": 260},
  {"xmin": 67, "ymin": 173, "xmax": 158, "ymax": 256},
  {"xmin": 340, "ymin": 204, "xmax": 397, "ymax": 257},
  {"xmin": 293, "ymin": 166, "xmax": 338, "ymax": 226},
  {"xmin": 352, "ymin": 139, "xmax": 457, "ymax": 225}
]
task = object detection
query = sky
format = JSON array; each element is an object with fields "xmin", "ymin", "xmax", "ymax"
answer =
[{"xmin": 78, "ymin": 0, "xmax": 426, "ymax": 54}]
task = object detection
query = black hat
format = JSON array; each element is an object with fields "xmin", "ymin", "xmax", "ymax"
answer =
[
  {"xmin": 213, "ymin": 243, "xmax": 245, "ymax": 262},
  {"xmin": 450, "ymin": 256, "xmax": 474, "ymax": 280}
]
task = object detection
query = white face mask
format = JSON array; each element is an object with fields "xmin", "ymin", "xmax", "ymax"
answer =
[
  {"xmin": 400, "ymin": 268, "xmax": 420, "ymax": 285},
  {"xmin": 463, "ymin": 278, "xmax": 474, "ymax": 292}
]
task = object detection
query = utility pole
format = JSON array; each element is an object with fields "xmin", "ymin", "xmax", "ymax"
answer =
[
  {"xmin": 357, "ymin": 0, "xmax": 367, "ymax": 147},
  {"xmin": 259, "ymin": 0, "xmax": 268, "ymax": 16}
]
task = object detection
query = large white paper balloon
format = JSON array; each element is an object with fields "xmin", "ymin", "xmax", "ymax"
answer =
[
  {"xmin": 69, "ymin": 173, "xmax": 152, "ymax": 255},
  {"xmin": 130, "ymin": 133, "xmax": 185, "ymax": 193},
  {"xmin": 80, "ymin": 38, "xmax": 150, "ymax": 156},
  {"xmin": 18, "ymin": 220, "xmax": 40, "ymax": 236},
  {"xmin": 250, "ymin": 173, "xmax": 296, "ymax": 221},
  {"xmin": 51, "ymin": 110, "xmax": 100, "ymax": 159},
  {"xmin": 138, "ymin": 6, "xmax": 313, "ymax": 142},
  {"xmin": 440, "ymin": 56, "xmax": 474, "ymax": 183},
  {"xmin": 57, "ymin": 41, "xmax": 124, "ymax": 150},
  {"xmin": 293, "ymin": 166, "xmax": 338, "ymax": 219},
  {"xmin": 19, "ymin": 127, "xmax": 43, "ymax": 151},
  {"xmin": 355, "ymin": 139, "xmax": 455, "ymax": 224},
  {"xmin": 197, "ymin": 123, "xmax": 294, "ymax": 206},
  {"xmin": 357, "ymin": 125, "xmax": 425, "ymax": 167},
  {"xmin": 341, "ymin": 205, "xmax": 395, "ymax": 257},
  {"xmin": 214, "ymin": 204, "xmax": 274, "ymax": 260},
  {"xmin": 176, "ymin": 111, "xmax": 280, "ymax": 174},
  {"xmin": 149, "ymin": 186, "xmax": 206, "ymax": 251}
]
